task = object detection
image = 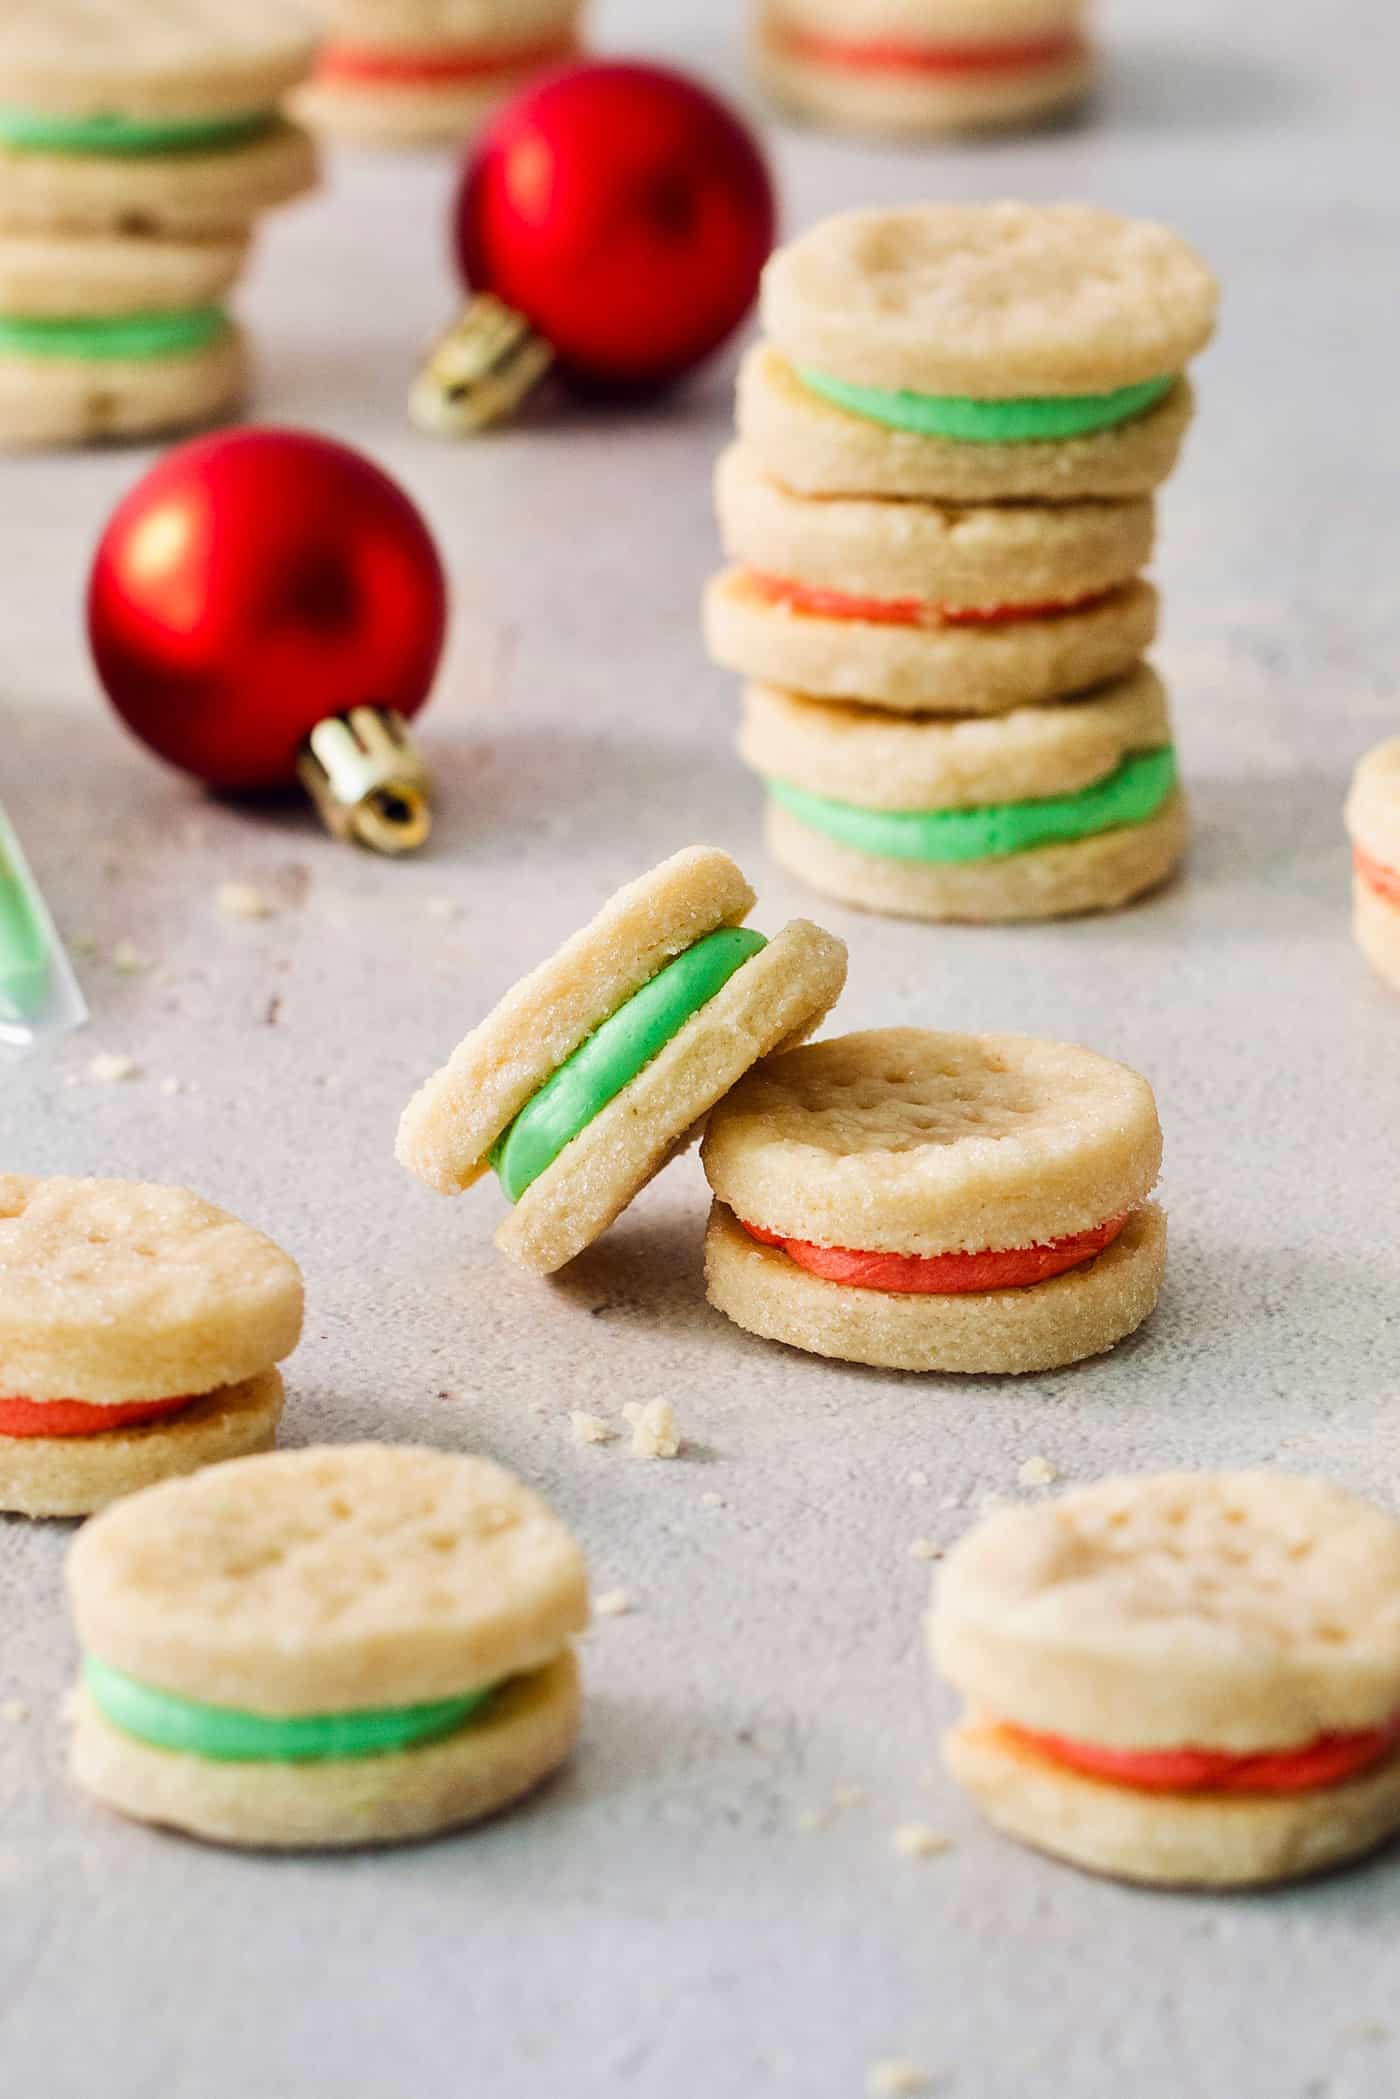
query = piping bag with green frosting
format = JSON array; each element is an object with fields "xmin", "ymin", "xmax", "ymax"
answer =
[{"xmin": 0, "ymin": 802, "xmax": 87, "ymax": 1054}]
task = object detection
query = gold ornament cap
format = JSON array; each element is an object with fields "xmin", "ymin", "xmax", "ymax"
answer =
[
  {"xmin": 297, "ymin": 707, "xmax": 432, "ymax": 856},
  {"xmin": 409, "ymin": 294, "xmax": 555, "ymax": 436}
]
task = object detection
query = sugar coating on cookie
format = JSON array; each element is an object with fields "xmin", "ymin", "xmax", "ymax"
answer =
[
  {"xmin": 931, "ymin": 1473, "xmax": 1400, "ymax": 1886},
  {"xmin": 760, "ymin": 203, "xmax": 1219, "ymax": 398},
  {"xmin": 68, "ymin": 1444, "xmax": 589, "ymax": 1848},
  {"xmin": 0, "ymin": 1176, "xmax": 301, "ymax": 1516},
  {"xmin": 1346, "ymin": 739, "xmax": 1400, "ymax": 993},
  {"xmin": 397, "ymin": 846, "xmax": 847, "ymax": 1274}
]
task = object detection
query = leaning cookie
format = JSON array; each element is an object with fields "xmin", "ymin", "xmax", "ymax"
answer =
[
  {"xmin": 397, "ymin": 846, "xmax": 848, "ymax": 1274},
  {"xmin": 754, "ymin": 202, "xmax": 1217, "ymax": 503},
  {"xmin": 0, "ymin": 1176, "xmax": 302, "ymax": 1519},
  {"xmin": 753, "ymin": 0, "xmax": 1094, "ymax": 138},
  {"xmin": 68, "ymin": 1444, "xmax": 589, "ymax": 1849},
  {"xmin": 1344, "ymin": 739, "xmax": 1400, "ymax": 993},
  {"xmin": 931, "ymin": 1473, "xmax": 1400, "ymax": 1888},
  {"xmin": 702, "ymin": 1028, "xmax": 1165, "ymax": 1373},
  {"xmin": 742, "ymin": 666, "xmax": 1186, "ymax": 921}
]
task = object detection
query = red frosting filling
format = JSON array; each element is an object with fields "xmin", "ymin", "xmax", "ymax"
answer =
[
  {"xmin": 776, "ymin": 26, "xmax": 1083, "ymax": 76},
  {"xmin": 0, "ymin": 1393, "xmax": 194, "ymax": 1439},
  {"xmin": 1006, "ymin": 1717, "xmax": 1400, "ymax": 1796},
  {"xmin": 315, "ymin": 35, "xmax": 573, "ymax": 86},
  {"xmin": 747, "ymin": 571, "xmax": 1117, "ymax": 631},
  {"xmin": 741, "ymin": 1214, "xmax": 1125, "ymax": 1294},
  {"xmin": 1356, "ymin": 846, "xmax": 1400, "ymax": 906}
]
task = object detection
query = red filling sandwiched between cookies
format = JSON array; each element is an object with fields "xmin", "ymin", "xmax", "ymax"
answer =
[
  {"xmin": 1355, "ymin": 847, "xmax": 1400, "ymax": 907},
  {"xmin": 747, "ymin": 572, "xmax": 1118, "ymax": 631},
  {"xmin": 0, "ymin": 1394, "xmax": 195, "ymax": 1439},
  {"xmin": 1002, "ymin": 1717, "xmax": 1400, "ymax": 1796},
  {"xmin": 741, "ymin": 1215, "xmax": 1125, "ymax": 1294},
  {"xmin": 771, "ymin": 26, "xmax": 1084, "ymax": 77},
  {"xmin": 315, "ymin": 36, "xmax": 575, "ymax": 86}
]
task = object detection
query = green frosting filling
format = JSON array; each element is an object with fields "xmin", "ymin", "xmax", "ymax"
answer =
[
  {"xmin": 84, "ymin": 1656, "xmax": 496, "ymax": 1764},
  {"xmin": 769, "ymin": 747, "xmax": 1177, "ymax": 864},
  {"xmin": 492, "ymin": 926, "xmax": 768, "ymax": 1202},
  {"xmin": 0, "ymin": 307, "xmax": 228, "ymax": 362},
  {"xmin": 0, "ymin": 107, "xmax": 273, "ymax": 156},
  {"xmin": 797, "ymin": 368, "xmax": 1175, "ymax": 444}
]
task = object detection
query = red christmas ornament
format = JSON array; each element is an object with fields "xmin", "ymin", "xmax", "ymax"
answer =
[
  {"xmin": 417, "ymin": 60, "xmax": 775, "ymax": 429},
  {"xmin": 88, "ymin": 428, "xmax": 448, "ymax": 851}
]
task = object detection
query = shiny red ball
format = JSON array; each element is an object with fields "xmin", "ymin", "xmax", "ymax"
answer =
[
  {"xmin": 455, "ymin": 60, "xmax": 776, "ymax": 393},
  {"xmin": 88, "ymin": 428, "xmax": 448, "ymax": 794}
]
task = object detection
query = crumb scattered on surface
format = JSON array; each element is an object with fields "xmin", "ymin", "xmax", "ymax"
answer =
[
  {"xmin": 892, "ymin": 1823, "xmax": 951, "ymax": 1860},
  {"xmin": 623, "ymin": 1398, "xmax": 681, "ymax": 1459},
  {"xmin": 570, "ymin": 1411, "xmax": 615, "ymax": 1446},
  {"xmin": 594, "ymin": 1589, "xmax": 631, "ymax": 1618},
  {"xmin": 110, "ymin": 940, "xmax": 151, "ymax": 973},
  {"xmin": 795, "ymin": 1806, "xmax": 832, "ymax": 1834},
  {"xmin": 699, "ymin": 1491, "xmax": 724, "ymax": 1509},
  {"xmin": 89, "ymin": 1052, "xmax": 138, "ymax": 1082},
  {"xmin": 831, "ymin": 1785, "xmax": 867, "ymax": 1810},
  {"xmin": 70, "ymin": 933, "xmax": 97, "ymax": 956},
  {"xmin": 906, "ymin": 1468, "xmax": 929, "ymax": 1488},
  {"xmin": 217, "ymin": 881, "xmax": 276, "ymax": 921},
  {"xmin": 909, "ymin": 1537, "xmax": 941, "ymax": 1562},
  {"xmin": 423, "ymin": 895, "xmax": 462, "ymax": 921},
  {"xmin": 1017, "ymin": 1455, "xmax": 1059, "ymax": 1488},
  {"xmin": 2, "ymin": 1699, "xmax": 29, "ymax": 1725},
  {"xmin": 866, "ymin": 2060, "xmax": 929, "ymax": 2097},
  {"xmin": 159, "ymin": 1077, "xmax": 183, "ymax": 1097}
]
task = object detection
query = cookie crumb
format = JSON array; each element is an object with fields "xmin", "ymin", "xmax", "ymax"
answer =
[
  {"xmin": 423, "ymin": 895, "xmax": 462, "ymax": 921},
  {"xmin": 1, "ymin": 1699, "xmax": 28, "ymax": 1725},
  {"xmin": 866, "ymin": 2060, "xmax": 928, "ymax": 2097},
  {"xmin": 217, "ymin": 881, "xmax": 276, "ymax": 921},
  {"xmin": 595, "ymin": 1588, "xmax": 631, "ymax": 1618},
  {"xmin": 623, "ymin": 1398, "xmax": 681, "ymax": 1459},
  {"xmin": 1017, "ymin": 1455, "xmax": 1059, "ymax": 1488},
  {"xmin": 699, "ymin": 1491, "xmax": 724, "ymax": 1509},
  {"xmin": 909, "ymin": 1537, "xmax": 941, "ymax": 1561},
  {"xmin": 795, "ymin": 1806, "xmax": 832, "ymax": 1833},
  {"xmin": 906, "ymin": 1468, "xmax": 930, "ymax": 1488},
  {"xmin": 89, "ymin": 1052, "xmax": 138, "ymax": 1082},
  {"xmin": 110, "ymin": 940, "xmax": 152, "ymax": 973},
  {"xmin": 891, "ymin": 1823, "xmax": 950, "ymax": 1860},
  {"xmin": 570, "ymin": 1411, "xmax": 615, "ymax": 1446},
  {"xmin": 832, "ymin": 1785, "xmax": 867, "ymax": 1810}
]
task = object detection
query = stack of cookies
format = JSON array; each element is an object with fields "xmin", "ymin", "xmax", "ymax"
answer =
[
  {"xmin": 0, "ymin": 1, "xmax": 318, "ymax": 448},
  {"xmin": 753, "ymin": 0, "xmax": 1095, "ymax": 137},
  {"xmin": 704, "ymin": 202, "xmax": 1218, "ymax": 923},
  {"xmin": 296, "ymin": 0, "xmax": 587, "ymax": 148}
]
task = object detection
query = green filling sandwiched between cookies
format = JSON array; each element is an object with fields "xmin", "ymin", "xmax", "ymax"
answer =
[
  {"xmin": 795, "ymin": 369, "xmax": 1176, "ymax": 445},
  {"xmin": 0, "ymin": 107, "xmax": 277, "ymax": 156},
  {"xmin": 0, "ymin": 305, "xmax": 230, "ymax": 360}
]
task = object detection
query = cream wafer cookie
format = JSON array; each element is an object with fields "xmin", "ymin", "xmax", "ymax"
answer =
[
  {"xmin": 68, "ymin": 1444, "xmax": 589, "ymax": 1849},
  {"xmin": 397, "ymin": 846, "xmax": 847, "ymax": 1275},
  {"xmin": 701, "ymin": 1027, "xmax": 1164, "ymax": 1373},
  {"xmin": 0, "ymin": 1175, "xmax": 301, "ymax": 1517},
  {"xmin": 931, "ymin": 1473, "xmax": 1400, "ymax": 1887}
]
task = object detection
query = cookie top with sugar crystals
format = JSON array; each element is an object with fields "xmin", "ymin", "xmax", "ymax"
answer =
[
  {"xmin": 761, "ymin": 203, "xmax": 1218, "ymax": 397},
  {"xmin": 932, "ymin": 1473, "xmax": 1400, "ymax": 1751},
  {"xmin": 69, "ymin": 1443, "xmax": 590, "ymax": 1713},
  {"xmin": 701, "ymin": 1027, "xmax": 1160, "ymax": 1255},
  {"xmin": 0, "ymin": 0, "xmax": 317, "ymax": 121},
  {"xmin": 0, "ymin": 1175, "xmax": 302, "ymax": 1403}
]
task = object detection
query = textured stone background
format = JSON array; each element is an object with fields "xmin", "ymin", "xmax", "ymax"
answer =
[{"xmin": 3, "ymin": 0, "xmax": 1399, "ymax": 2093}]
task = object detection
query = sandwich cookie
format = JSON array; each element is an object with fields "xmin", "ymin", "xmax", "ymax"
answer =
[
  {"xmin": 742, "ymin": 666, "xmax": 1186, "ymax": 922},
  {"xmin": 1345, "ymin": 738, "xmax": 1400, "ymax": 993},
  {"xmin": 0, "ymin": 1176, "xmax": 302, "ymax": 1519},
  {"xmin": 701, "ymin": 1028, "xmax": 1165, "ymax": 1373},
  {"xmin": 297, "ymin": 0, "xmax": 586, "ymax": 147},
  {"xmin": 753, "ymin": 203, "xmax": 1217, "ymax": 504},
  {"xmin": 0, "ymin": 0, "xmax": 317, "ymax": 444},
  {"xmin": 753, "ymin": 0, "xmax": 1094, "ymax": 137},
  {"xmin": 931, "ymin": 1473, "xmax": 1400, "ymax": 1888},
  {"xmin": 68, "ymin": 1444, "xmax": 589, "ymax": 1848},
  {"xmin": 706, "ymin": 442, "xmax": 1155, "ymax": 716},
  {"xmin": 397, "ymin": 847, "xmax": 848, "ymax": 1275}
]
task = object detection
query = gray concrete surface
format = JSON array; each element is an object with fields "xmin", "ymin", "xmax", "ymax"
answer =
[{"xmin": 3, "ymin": 1, "xmax": 1399, "ymax": 2092}]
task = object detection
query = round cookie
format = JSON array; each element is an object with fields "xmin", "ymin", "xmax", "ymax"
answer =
[
  {"xmin": 931, "ymin": 1473, "xmax": 1400, "ymax": 1886},
  {"xmin": 0, "ymin": 1, "xmax": 318, "ymax": 125},
  {"xmin": 397, "ymin": 846, "xmax": 848, "ymax": 1275},
  {"xmin": 0, "ymin": 1175, "xmax": 302, "ymax": 1516},
  {"xmin": 754, "ymin": 6, "xmax": 1093, "ymax": 139},
  {"xmin": 0, "ymin": 320, "xmax": 246, "ymax": 447},
  {"xmin": 0, "ymin": 122, "xmax": 316, "ymax": 237},
  {"xmin": 1345, "ymin": 738, "xmax": 1400, "ymax": 993},
  {"xmin": 67, "ymin": 1444, "xmax": 590, "ymax": 1848},
  {"xmin": 715, "ymin": 443, "xmax": 1155, "ymax": 611},
  {"xmin": 736, "ymin": 346, "xmax": 1195, "ymax": 505},
  {"xmin": 0, "ymin": 229, "xmax": 246, "ymax": 316},
  {"xmin": 760, "ymin": 202, "xmax": 1219, "ymax": 399},
  {"xmin": 704, "ymin": 567, "xmax": 1157, "ymax": 716},
  {"xmin": 701, "ymin": 1027, "xmax": 1164, "ymax": 1372}
]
